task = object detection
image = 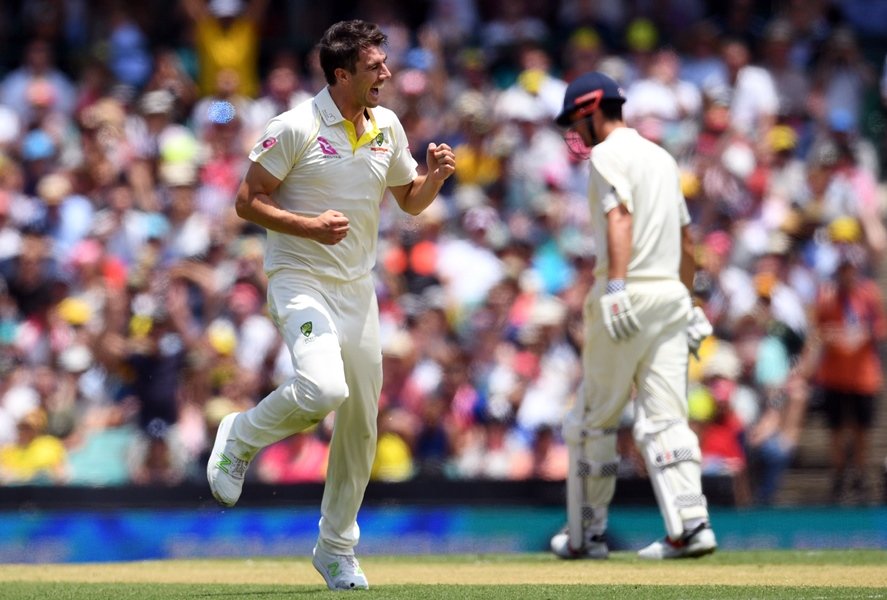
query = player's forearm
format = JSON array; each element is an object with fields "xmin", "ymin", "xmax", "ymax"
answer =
[
  {"xmin": 236, "ymin": 190, "xmax": 314, "ymax": 237},
  {"xmin": 606, "ymin": 208, "xmax": 632, "ymax": 280},
  {"xmin": 397, "ymin": 173, "xmax": 445, "ymax": 216}
]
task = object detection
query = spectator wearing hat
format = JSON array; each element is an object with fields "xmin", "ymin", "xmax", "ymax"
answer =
[
  {"xmin": 161, "ymin": 163, "xmax": 212, "ymax": 263},
  {"xmin": 0, "ymin": 408, "xmax": 68, "ymax": 484},
  {"xmin": 495, "ymin": 81, "xmax": 571, "ymax": 214},
  {"xmin": 621, "ymin": 17, "xmax": 659, "ymax": 87},
  {"xmin": 760, "ymin": 125, "xmax": 806, "ymax": 209},
  {"xmin": 35, "ymin": 172, "xmax": 95, "ymax": 259},
  {"xmin": 125, "ymin": 88, "xmax": 197, "ymax": 213},
  {"xmin": 128, "ymin": 89, "xmax": 180, "ymax": 162},
  {"xmin": 793, "ymin": 143, "xmax": 865, "ymax": 277},
  {"xmin": 451, "ymin": 94, "xmax": 502, "ymax": 190},
  {"xmin": 559, "ymin": 27, "xmax": 605, "ymax": 85},
  {"xmin": 811, "ymin": 247, "xmax": 887, "ymax": 503},
  {"xmin": 183, "ymin": 0, "xmax": 270, "ymax": 98}
]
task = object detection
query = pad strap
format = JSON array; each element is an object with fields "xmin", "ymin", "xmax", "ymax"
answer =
[
  {"xmin": 651, "ymin": 446, "xmax": 701, "ymax": 468},
  {"xmin": 577, "ymin": 459, "xmax": 620, "ymax": 478},
  {"xmin": 674, "ymin": 493, "xmax": 708, "ymax": 509}
]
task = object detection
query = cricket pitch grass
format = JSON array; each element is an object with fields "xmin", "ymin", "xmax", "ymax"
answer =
[{"xmin": 0, "ymin": 550, "xmax": 885, "ymax": 599}]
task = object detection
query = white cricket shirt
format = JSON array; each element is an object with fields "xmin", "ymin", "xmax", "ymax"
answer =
[
  {"xmin": 249, "ymin": 86, "xmax": 418, "ymax": 281},
  {"xmin": 588, "ymin": 127, "xmax": 690, "ymax": 283}
]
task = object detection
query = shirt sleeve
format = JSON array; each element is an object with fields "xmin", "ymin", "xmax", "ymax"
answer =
[
  {"xmin": 590, "ymin": 159, "xmax": 628, "ymax": 215},
  {"xmin": 385, "ymin": 116, "xmax": 419, "ymax": 188},
  {"xmin": 249, "ymin": 116, "xmax": 305, "ymax": 182},
  {"xmin": 591, "ymin": 150, "xmax": 632, "ymax": 213}
]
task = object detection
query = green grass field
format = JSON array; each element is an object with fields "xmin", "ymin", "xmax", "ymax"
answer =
[{"xmin": 1, "ymin": 550, "xmax": 885, "ymax": 599}]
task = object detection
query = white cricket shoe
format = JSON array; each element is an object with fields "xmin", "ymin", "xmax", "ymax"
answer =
[
  {"xmin": 637, "ymin": 523, "xmax": 717, "ymax": 559},
  {"xmin": 313, "ymin": 545, "xmax": 369, "ymax": 590},
  {"xmin": 206, "ymin": 412, "xmax": 250, "ymax": 507},
  {"xmin": 550, "ymin": 528, "xmax": 609, "ymax": 560}
]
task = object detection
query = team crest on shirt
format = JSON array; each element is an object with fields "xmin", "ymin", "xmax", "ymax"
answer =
[
  {"xmin": 261, "ymin": 137, "xmax": 277, "ymax": 149},
  {"xmin": 370, "ymin": 132, "xmax": 388, "ymax": 153},
  {"xmin": 300, "ymin": 321, "xmax": 313, "ymax": 337}
]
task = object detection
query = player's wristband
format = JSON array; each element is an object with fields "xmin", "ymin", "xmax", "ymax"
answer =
[{"xmin": 606, "ymin": 279, "xmax": 626, "ymax": 294}]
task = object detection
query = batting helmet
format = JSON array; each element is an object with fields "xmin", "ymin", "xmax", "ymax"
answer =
[{"xmin": 555, "ymin": 71, "xmax": 626, "ymax": 127}]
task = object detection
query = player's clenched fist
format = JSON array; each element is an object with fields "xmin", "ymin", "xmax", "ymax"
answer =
[
  {"xmin": 310, "ymin": 209, "xmax": 350, "ymax": 245},
  {"xmin": 426, "ymin": 142, "xmax": 455, "ymax": 182}
]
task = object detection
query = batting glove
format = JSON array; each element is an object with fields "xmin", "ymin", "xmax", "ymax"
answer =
[
  {"xmin": 687, "ymin": 306, "xmax": 713, "ymax": 359},
  {"xmin": 600, "ymin": 281, "xmax": 641, "ymax": 342}
]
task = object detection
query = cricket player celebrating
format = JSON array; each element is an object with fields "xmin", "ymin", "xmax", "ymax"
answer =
[
  {"xmin": 549, "ymin": 71, "xmax": 717, "ymax": 559},
  {"xmin": 206, "ymin": 19, "xmax": 455, "ymax": 589}
]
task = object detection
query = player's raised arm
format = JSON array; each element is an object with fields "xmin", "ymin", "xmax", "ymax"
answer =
[{"xmin": 389, "ymin": 142, "xmax": 455, "ymax": 216}]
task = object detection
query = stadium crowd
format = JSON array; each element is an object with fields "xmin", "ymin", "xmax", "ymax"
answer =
[{"xmin": 0, "ymin": 0, "xmax": 885, "ymax": 507}]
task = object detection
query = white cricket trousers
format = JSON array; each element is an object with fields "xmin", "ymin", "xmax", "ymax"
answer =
[
  {"xmin": 232, "ymin": 269, "xmax": 382, "ymax": 554},
  {"xmin": 579, "ymin": 278, "xmax": 692, "ymax": 429}
]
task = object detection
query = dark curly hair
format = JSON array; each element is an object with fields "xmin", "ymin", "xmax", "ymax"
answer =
[{"xmin": 318, "ymin": 20, "xmax": 388, "ymax": 86}]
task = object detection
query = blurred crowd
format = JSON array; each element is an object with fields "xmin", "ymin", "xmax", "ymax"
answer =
[{"xmin": 0, "ymin": 0, "xmax": 886, "ymax": 507}]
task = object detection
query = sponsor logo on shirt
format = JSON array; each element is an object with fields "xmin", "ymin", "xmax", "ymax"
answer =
[
  {"xmin": 261, "ymin": 137, "xmax": 277, "ymax": 149},
  {"xmin": 317, "ymin": 136, "xmax": 340, "ymax": 158}
]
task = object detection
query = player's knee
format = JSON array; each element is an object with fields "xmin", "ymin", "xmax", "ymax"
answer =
[
  {"xmin": 634, "ymin": 419, "xmax": 701, "ymax": 466},
  {"xmin": 295, "ymin": 373, "xmax": 350, "ymax": 417}
]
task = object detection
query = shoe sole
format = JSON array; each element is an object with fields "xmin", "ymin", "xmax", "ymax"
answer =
[
  {"xmin": 683, "ymin": 544, "xmax": 717, "ymax": 558},
  {"xmin": 207, "ymin": 413, "xmax": 239, "ymax": 507}
]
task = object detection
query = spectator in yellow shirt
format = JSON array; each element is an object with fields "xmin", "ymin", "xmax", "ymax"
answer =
[
  {"xmin": 183, "ymin": 0, "xmax": 270, "ymax": 98},
  {"xmin": 0, "ymin": 409, "xmax": 67, "ymax": 485}
]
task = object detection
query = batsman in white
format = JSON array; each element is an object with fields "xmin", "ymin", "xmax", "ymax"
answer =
[
  {"xmin": 548, "ymin": 71, "xmax": 717, "ymax": 560},
  {"xmin": 206, "ymin": 19, "xmax": 455, "ymax": 590}
]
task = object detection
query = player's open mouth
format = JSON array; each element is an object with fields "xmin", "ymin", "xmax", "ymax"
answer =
[{"xmin": 370, "ymin": 86, "xmax": 381, "ymax": 99}]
